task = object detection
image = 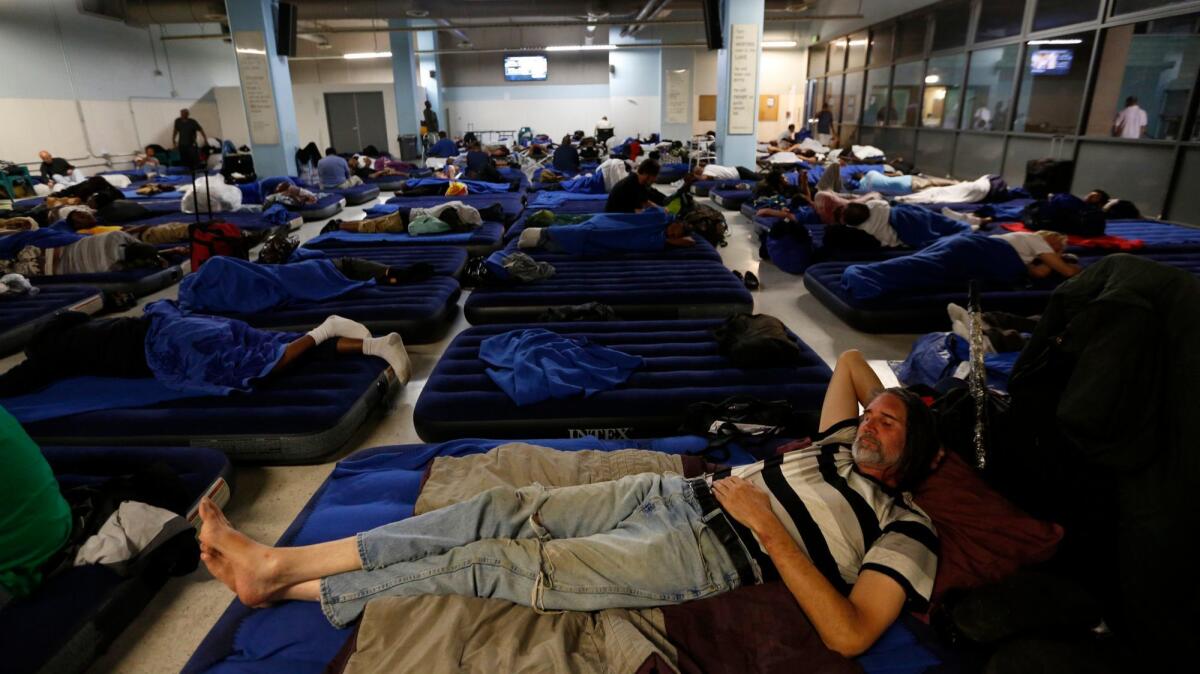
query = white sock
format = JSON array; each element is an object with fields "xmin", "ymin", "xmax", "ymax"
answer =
[
  {"xmin": 941, "ymin": 207, "xmax": 983, "ymax": 228},
  {"xmin": 307, "ymin": 315, "xmax": 370, "ymax": 345},
  {"xmin": 363, "ymin": 333, "xmax": 411, "ymax": 383}
]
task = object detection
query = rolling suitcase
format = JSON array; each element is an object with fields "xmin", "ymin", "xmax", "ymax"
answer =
[{"xmin": 1024, "ymin": 136, "xmax": 1073, "ymax": 199}]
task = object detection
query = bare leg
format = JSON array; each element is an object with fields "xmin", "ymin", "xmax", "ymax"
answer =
[
  {"xmin": 819, "ymin": 349, "xmax": 885, "ymax": 432},
  {"xmin": 197, "ymin": 498, "xmax": 361, "ymax": 607},
  {"xmin": 271, "ymin": 335, "xmax": 317, "ymax": 373}
]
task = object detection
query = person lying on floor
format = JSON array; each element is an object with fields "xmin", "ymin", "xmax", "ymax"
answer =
[
  {"xmin": 605, "ymin": 159, "xmax": 665, "ymax": 213},
  {"xmin": 840, "ymin": 199, "xmax": 976, "ymax": 249},
  {"xmin": 196, "ymin": 348, "xmax": 941, "ymax": 657},
  {"xmin": 1083, "ymin": 189, "xmax": 1141, "ymax": 220},
  {"xmin": 0, "ymin": 308, "xmax": 411, "ymax": 399},
  {"xmin": 0, "ymin": 229, "xmax": 176, "ymax": 277},
  {"xmin": 516, "ymin": 209, "xmax": 694, "ymax": 255},
  {"xmin": 841, "ymin": 230, "xmax": 1080, "ymax": 301},
  {"xmin": 688, "ymin": 163, "xmax": 760, "ymax": 182},
  {"xmin": 265, "ymin": 181, "xmax": 318, "ymax": 208},
  {"xmin": 853, "ymin": 171, "xmax": 960, "ymax": 197},
  {"xmin": 754, "ymin": 168, "xmax": 807, "ymax": 200},
  {"xmin": 321, "ymin": 201, "xmax": 501, "ymax": 236}
]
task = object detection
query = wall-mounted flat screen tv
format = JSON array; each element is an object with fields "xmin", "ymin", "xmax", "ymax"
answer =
[
  {"xmin": 1030, "ymin": 49, "xmax": 1073, "ymax": 75},
  {"xmin": 504, "ymin": 55, "xmax": 548, "ymax": 81}
]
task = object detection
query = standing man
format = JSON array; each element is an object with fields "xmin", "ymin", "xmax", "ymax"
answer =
[
  {"xmin": 816, "ymin": 103, "xmax": 835, "ymax": 146},
  {"xmin": 1113, "ymin": 96, "xmax": 1147, "ymax": 139},
  {"xmin": 172, "ymin": 109, "xmax": 208, "ymax": 170},
  {"xmin": 423, "ymin": 101, "xmax": 439, "ymax": 135}
]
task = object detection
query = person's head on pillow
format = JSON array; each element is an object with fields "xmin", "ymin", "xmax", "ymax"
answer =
[
  {"xmin": 842, "ymin": 202, "xmax": 870, "ymax": 227},
  {"xmin": 855, "ymin": 387, "xmax": 941, "ymax": 492},
  {"xmin": 65, "ymin": 209, "xmax": 97, "ymax": 230}
]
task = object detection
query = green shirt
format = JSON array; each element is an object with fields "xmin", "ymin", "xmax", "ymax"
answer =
[{"xmin": 0, "ymin": 407, "xmax": 71, "ymax": 598}]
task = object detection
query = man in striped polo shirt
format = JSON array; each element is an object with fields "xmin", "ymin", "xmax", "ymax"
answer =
[{"xmin": 197, "ymin": 350, "xmax": 940, "ymax": 657}]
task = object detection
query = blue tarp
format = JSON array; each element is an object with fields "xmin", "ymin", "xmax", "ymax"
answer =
[
  {"xmin": 143, "ymin": 300, "xmax": 299, "ymax": 396},
  {"xmin": 480, "ymin": 328, "xmax": 643, "ymax": 406},
  {"xmin": 545, "ymin": 210, "xmax": 670, "ymax": 256},
  {"xmin": 889, "ymin": 205, "xmax": 973, "ymax": 249},
  {"xmin": 842, "ymin": 234, "xmax": 1027, "ymax": 301},
  {"xmin": 0, "ymin": 376, "xmax": 199, "ymax": 423},
  {"xmin": 893, "ymin": 332, "xmax": 1020, "ymax": 391},
  {"xmin": 178, "ymin": 257, "xmax": 372, "ymax": 314}
]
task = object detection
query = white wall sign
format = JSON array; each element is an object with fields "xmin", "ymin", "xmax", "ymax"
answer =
[
  {"xmin": 233, "ymin": 31, "xmax": 281, "ymax": 146},
  {"xmin": 727, "ymin": 24, "xmax": 758, "ymax": 135},
  {"xmin": 665, "ymin": 69, "xmax": 690, "ymax": 124}
]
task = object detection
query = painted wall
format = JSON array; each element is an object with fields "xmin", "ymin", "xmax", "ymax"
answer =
[
  {"xmin": 608, "ymin": 46, "xmax": 662, "ymax": 141},
  {"xmin": 0, "ymin": 0, "xmax": 238, "ymax": 169},
  {"xmin": 441, "ymin": 85, "xmax": 612, "ymax": 141}
]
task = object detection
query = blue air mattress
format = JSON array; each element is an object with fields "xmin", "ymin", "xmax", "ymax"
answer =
[
  {"xmin": 198, "ymin": 276, "xmax": 461, "ymax": 344},
  {"xmin": 325, "ymin": 183, "xmax": 380, "ymax": 206},
  {"xmin": 365, "ymin": 174, "xmax": 407, "ymax": 191},
  {"xmin": 526, "ymin": 191, "xmax": 608, "ymax": 212},
  {"xmin": 802, "ymin": 251, "xmax": 1200, "ymax": 333},
  {"xmin": 289, "ymin": 193, "xmax": 345, "ymax": 221},
  {"xmin": 379, "ymin": 192, "xmax": 526, "ymax": 224},
  {"xmin": 180, "ymin": 435, "xmax": 945, "ymax": 674},
  {"xmin": 298, "ymin": 246, "xmax": 467, "ymax": 278},
  {"xmin": 710, "ymin": 186, "xmax": 754, "ymax": 210},
  {"xmin": 690, "ymin": 178, "xmax": 744, "ymax": 197},
  {"xmin": 0, "ymin": 444, "xmax": 231, "ymax": 674},
  {"xmin": 121, "ymin": 209, "xmax": 302, "ymax": 233},
  {"xmin": 414, "ymin": 320, "xmax": 831, "ymax": 440},
  {"xmin": 18, "ymin": 351, "xmax": 397, "ymax": 463},
  {"xmin": 303, "ymin": 220, "xmax": 505, "ymax": 257},
  {"xmin": 31, "ymin": 264, "xmax": 185, "ymax": 297},
  {"xmin": 0, "ymin": 285, "xmax": 104, "ymax": 355},
  {"xmin": 655, "ymin": 162, "xmax": 690, "ymax": 184},
  {"xmin": 464, "ymin": 246, "xmax": 747, "ymax": 323}
]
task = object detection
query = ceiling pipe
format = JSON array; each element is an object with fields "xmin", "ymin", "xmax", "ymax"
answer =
[
  {"xmin": 301, "ymin": 14, "xmax": 862, "ymax": 35},
  {"xmin": 436, "ymin": 17, "xmax": 472, "ymax": 46},
  {"xmin": 619, "ymin": 0, "xmax": 664, "ymax": 37}
]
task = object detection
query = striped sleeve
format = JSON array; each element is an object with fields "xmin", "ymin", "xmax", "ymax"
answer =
[{"xmin": 860, "ymin": 511, "xmax": 938, "ymax": 611}]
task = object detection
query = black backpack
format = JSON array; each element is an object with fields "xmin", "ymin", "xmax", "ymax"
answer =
[{"xmin": 680, "ymin": 203, "xmax": 728, "ymax": 247}]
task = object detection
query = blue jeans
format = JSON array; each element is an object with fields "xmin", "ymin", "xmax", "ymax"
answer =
[{"xmin": 319, "ymin": 473, "xmax": 743, "ymax": 627}]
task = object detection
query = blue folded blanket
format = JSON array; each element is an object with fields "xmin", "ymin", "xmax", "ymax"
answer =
[
  {"xmin": 404, "ymin": 178, "xmax": 512, "ymax": 193},
  {"xmin": 528, "ymin": 191, "xmax": 610, "ymax": 209},
  {"xmin": 893, "ymin": 332, "xmax": 1020, "ymax": 391},
  {"xmin": 144, "ymin": 300, "xmax": 300, "ymax": 396},
  {"xmin": 841, "ymin": 234, "xmax": 1026, "ymax": 301},
  {"xmin": 0, "ymin": 376, "xmax": 198, "ymax": 423},
  {"xmin": 480, "ymin": 329, "xmax": 643, "ymax": 406},
  {"xmin": 546, "ymin": 210, "xmax": 670, "ymax": 257},
  {"xmin": 179, "ymin": 257, "xmax": 372, "ymax": 314}
]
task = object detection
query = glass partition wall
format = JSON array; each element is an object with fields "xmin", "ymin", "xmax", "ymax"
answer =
[{"xmin": 805, "ymin": 0, "xmax": 1200, "ymax": 223}]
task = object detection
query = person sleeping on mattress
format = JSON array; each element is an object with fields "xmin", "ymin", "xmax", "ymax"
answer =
[
  {"xmin": 0, "ymin": 229, "xmax": 177, "ymax": 278},
  {"xmin": 321, "ymin": 201, "xmax": 502, "ymax": 236},
  {"xmin": 841, "ymin": 230, "xmax": 1080, "ymax": 301},
  {"xmin": 0, "ymin": 305, "xmax": 412, "ymax": 399},
  {"xmin": 264, "ymin": 181, "xmax": 318, "ymax": 208},
  {"xmin": 195, "ymin": 349, "xmax": 942, "ymax": 657},
  {"xmin": 516, "ymin": 209, "xmax": 693, "ymax": 255},
  {"xmin": 840, "ymin": 200, "xmax": 976, "ymax": 249}
]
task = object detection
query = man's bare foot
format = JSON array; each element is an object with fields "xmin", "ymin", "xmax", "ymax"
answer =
[{"xmin": 197, "ymin": 497, "xmax": 286, "ymax": 607}]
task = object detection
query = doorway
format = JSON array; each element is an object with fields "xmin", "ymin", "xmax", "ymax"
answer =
[{"xmin": 324, "ymin": 92, "xmax": 388, "ymax": 153}]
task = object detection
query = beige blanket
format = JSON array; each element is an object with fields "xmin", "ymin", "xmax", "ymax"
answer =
[{"xmin": 340, "ymin": 443, "xmax": 686, "ymax": 674}]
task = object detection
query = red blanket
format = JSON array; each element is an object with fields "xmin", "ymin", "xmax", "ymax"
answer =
[{"xmin": 999, "ymin": 222, "xmax": 1144, "ymax": 250}]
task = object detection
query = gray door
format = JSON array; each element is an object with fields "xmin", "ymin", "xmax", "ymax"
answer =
[{"xmin": 324, "ymin": 92, "xmax": 389, "ymax": 154}]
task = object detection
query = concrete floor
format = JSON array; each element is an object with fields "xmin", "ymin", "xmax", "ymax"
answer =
[{"xmin": 14, "ymin": 188, "xmax": 919, "ymax": 674}]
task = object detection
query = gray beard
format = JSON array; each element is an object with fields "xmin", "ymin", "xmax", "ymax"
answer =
[{"xmin": 851, "ymin": 436, "xmax": 896, "ymax": 469}]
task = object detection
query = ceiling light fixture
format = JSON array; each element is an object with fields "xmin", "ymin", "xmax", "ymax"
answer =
[
  {"xmin": 763, "ymin": 40, "xmax": 798, "ymax": 48},
  {"xmin": 924, "ymin": 74, "xmax": 940, "ymax": 83},
  {"xmin": 235, "ymin": 47, "xmax": 266, "ymax": 55},
  {"xmin": 545, "ymin": 44, "xmax": 616, "ymax": 51},
  {"xmin": 343, "ymin": 51, "xmax": 392, "ymax": 59},
  {"xmin": 1028, "ymin": 39, "xmax": 1083, "ymax": 45},
  {"xmin": 587, "ymin": 24, "xmax": 597, "ymax": 33}
]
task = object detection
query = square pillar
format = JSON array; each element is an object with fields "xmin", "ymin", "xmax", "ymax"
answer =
[
  {"xmin": 225, "ymin": 0, "xmax": 299, "ymax": 178},
  {"xmin": 715, "ymin": 0, "xmax": 764, "ymax": 168}
]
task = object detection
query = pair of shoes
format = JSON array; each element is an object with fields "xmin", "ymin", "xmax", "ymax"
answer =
[{"xmin": 732, "ymin": 270, "xmax": 760, "ymax": 290}]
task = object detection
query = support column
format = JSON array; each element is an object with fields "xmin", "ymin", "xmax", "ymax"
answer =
[
  {"xmin": 714, "ymin": 0, "xmax": 764, "ymax": 168},
  {"xmin": 415, "ymin": 29, "xmax": 443, "ymax": 133},
  {"xmin": 225, "ymin": 0, "xmax": 299, "ymax": 178},
  {"xmin": 389, "ymin": 20, "xmax": 423, "ymax": 156}
]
